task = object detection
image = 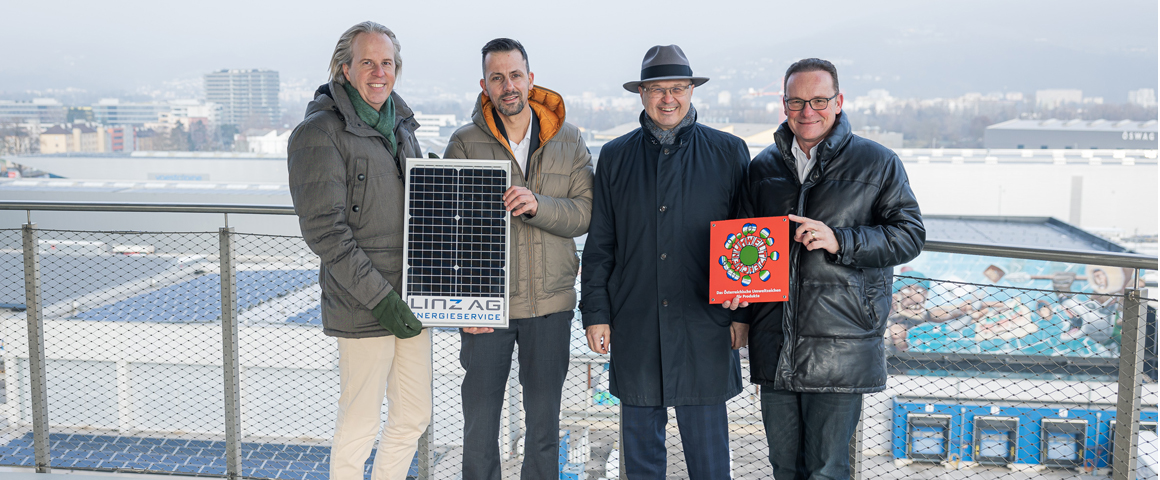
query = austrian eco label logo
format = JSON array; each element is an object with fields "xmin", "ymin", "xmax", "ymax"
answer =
[{"xmin": 720, "ymin": 223, "xmax": 779, "ymax": 287}]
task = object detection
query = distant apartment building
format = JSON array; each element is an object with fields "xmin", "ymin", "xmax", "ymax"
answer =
[
  {"xmin": 1129, "ymin": 88, "xmax": 1157, "ymax": 107},
  {"xmin": 168, "ymin": 100, "xmax": 222, "ymax": 126},
  {"xmin": 1, "ymin": 125, "xmax": 35, "ymax": 155},
  {"xmin": 1034, "ymin": 89, "xmax": 1083, "ymax": 109},
  {"xmin": 136, "ymin": 129, "xmax": 160, "ymax": 151},
  {"xmin": 717, "ymin": 91, "xmax": 732, "ymax": 107},
  {"xmin": 238, "ymin": 128, "xmax": 291, "ymax": 155},
  {"xmin": 413, "ymin": 112, "xmax": 458, "ymax": 137},
  {"xmin": 850, "ymin": 89, "xmax": 896, "ymax": 114},
  {"xmin": 984, "ymin": 118, "xmax": 1158, "ymax": 149},
  {"xmin": 40, "ymin": 124, "xmax": 109, "ymax": 153},
  {"xmin": 106, "ymin": 126, "xmax": 136, "ymax": 152},
  {"xmin": 0, "ymin": 99, "xmax": 67, "ymax": 124},
  {"xmin": 91, "ymin": 99, "xmax": 170, "ymax": 126},
  {"xmin": 205, "ymin": 69, "xmax": 280, "ymax": 127}
]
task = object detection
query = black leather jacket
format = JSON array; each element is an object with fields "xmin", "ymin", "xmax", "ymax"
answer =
[{"xmin": 740, "ymin": 113, "xmax": 924, "ymax": 393}]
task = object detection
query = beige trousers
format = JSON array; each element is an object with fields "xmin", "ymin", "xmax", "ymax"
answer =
[{"xmin": 332, "ymin": 330, "xmax": 432, "ymax": 480}]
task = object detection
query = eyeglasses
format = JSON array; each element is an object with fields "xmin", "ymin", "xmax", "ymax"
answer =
[
  {"xmin": 784, "ymin": 92, "xmax": 839, "ymax": 111},
  {"xmin": 643, "ymin": 84, "xmax": 693, "ymax": 98}
]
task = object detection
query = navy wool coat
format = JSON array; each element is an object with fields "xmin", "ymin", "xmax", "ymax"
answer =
[{"xmin": 581, "ymin": 111, "xmax": 750, "ymax": 406}]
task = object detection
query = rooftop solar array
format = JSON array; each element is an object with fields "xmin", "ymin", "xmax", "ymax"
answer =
[
  {"xmin": 403, "ymin": 158, "xmax": 509, "ymax": 328},
  {"xmin": 924, "ymin": 216, "xmax": 1129, "ymax": 252},
  {"xmin": 0, "ymin": 252, "xmax": 176, "ymax": 309},
  {"xmin": 287, "ymin": 304, "xmax": 321, "ymax": 325},
  {"xmin": 72, "ymin": 270, "xmax": 315, "ymax": 323},
  {"xmin": 0, "ymin": 432, "xmax": 423, "ymax": 479}
]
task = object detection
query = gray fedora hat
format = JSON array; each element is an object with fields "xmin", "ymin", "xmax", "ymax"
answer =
[{"xmin": 623, "ymin": 44, "xmax": 710, "ymax": 93}]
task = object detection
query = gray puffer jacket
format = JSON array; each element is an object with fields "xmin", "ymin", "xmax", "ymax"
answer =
[{"xmin": 287, "ymin": 81, "xmax": 422, "ymax": 338}]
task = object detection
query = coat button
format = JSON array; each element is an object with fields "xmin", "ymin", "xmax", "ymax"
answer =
[
  {"xmin": 662, "ymin": 300, "xmax": 669, "ymax": 307},
  {"xmin": 352, "ymin": 205, "xmax": 360, "ymax": 212},
  {"xmin": 659, "ymin": 205, "xmax": 667, "ymax": 212},
  {"xmin": 660, "ymin": 253, "xmax": 667, "ymax": 260},
  {"xmin": 357, "ymin": 174, "xmax": 365, "ymax": 181},
  {"xmin": 663, "ymin": 148, "xmax": 670, "ymax": 154}
]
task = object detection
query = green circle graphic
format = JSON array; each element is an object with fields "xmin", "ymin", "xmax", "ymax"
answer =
[{"xmin": 739, "ymin": 245, "xmax": 759, "ymax": 266}]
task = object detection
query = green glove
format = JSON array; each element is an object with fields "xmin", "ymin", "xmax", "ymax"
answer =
[{"xmin": 372, "ymin": 290, "xmax": 423, "ymax": 339}]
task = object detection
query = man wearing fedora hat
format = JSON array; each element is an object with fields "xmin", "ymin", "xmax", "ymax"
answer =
[{"xmin": 581, "ymin": 44, "xmax": 750, "ymax": 480}]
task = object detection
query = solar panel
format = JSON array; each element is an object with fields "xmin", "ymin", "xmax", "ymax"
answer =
[{"xmin": 403, "ymin": 158, "xmax": 510, "ymax": 328}]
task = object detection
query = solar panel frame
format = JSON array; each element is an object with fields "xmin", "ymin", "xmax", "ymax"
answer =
[{"xmin": 402, "ymin": 158, "xmax": 510, "ymax": 328}]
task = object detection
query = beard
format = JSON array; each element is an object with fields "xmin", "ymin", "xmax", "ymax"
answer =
[{"xmin": 495, "ymin": 91, "xmax": 527, "ymax": 117}]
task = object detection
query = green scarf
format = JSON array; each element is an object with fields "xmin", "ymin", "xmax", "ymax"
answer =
[{"xmin": 342, "ymin": 82, "xmax": 397, "ymax": 156}]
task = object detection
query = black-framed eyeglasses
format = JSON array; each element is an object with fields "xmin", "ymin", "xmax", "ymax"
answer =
[
  {"xmin": 784, "ymin": 92, "xmax": 839, "ymax": 111},
  {"xmin": 644, "ymin": 84, "xmax": 693, "ymax": 98}
]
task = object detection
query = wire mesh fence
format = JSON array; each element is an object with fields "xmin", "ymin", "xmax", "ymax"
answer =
[
  {"xmin": 865, "ymin": 274, "xmax": 1157, "ymax": 479},
  {"xmin": 0, "ymin": 227, "xmax": 1154, "ymax": 480}
]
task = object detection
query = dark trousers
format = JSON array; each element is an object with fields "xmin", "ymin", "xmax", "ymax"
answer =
[
  {"xmin": 761, "ymin": 390, "xmax": 862, "ymax": 480},
  {"xmin": 459, "ymin": 311, "xmax": 572, "ymax": 480},
  {"xmin": 621, "ymin": 403, "xmax": 731, "ymax": 480}
]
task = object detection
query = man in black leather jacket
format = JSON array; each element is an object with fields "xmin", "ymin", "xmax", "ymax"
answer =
[{"xmin": 738, "ymin": 58, "xmax": 925, "ymax": 479}]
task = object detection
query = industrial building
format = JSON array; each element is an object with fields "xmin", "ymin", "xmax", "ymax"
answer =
[{"xmin": 984, "ymin": 118, "xmax": 1158, "ymax": 150}]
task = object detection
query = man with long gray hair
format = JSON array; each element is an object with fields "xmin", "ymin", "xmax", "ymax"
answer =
[{"xmin": 287, "ymin": 21, "xmax": 429, "ymax": 480}]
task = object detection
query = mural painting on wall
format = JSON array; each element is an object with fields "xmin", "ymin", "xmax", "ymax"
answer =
[{"xmin": 888, "ymin": 252, "xmax": 1136, "ymax": 358}]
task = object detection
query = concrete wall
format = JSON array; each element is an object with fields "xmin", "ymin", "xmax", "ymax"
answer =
[
  {"xmin": 904, "ymin": 162, "xmax": 1157, "ymax": 236},
  {"xmin": 985, "ymin": 128, "xmax": 1159, "ymax": 149}
]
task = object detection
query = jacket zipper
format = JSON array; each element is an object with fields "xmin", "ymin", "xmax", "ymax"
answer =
[
  {"xmin": 784, "ymin": 144, "xmax": 813, "ymax": 386},
  {"xmin": 488, "ymin": 112, "xmax": 546, "ymax": 318},
  {"xmin": 503, "ymin": 128, "xmax": 536, "ymax": 317},
  {"xmin": 525, "ymin": 143, "xmax": 543, "ymax": 317}
]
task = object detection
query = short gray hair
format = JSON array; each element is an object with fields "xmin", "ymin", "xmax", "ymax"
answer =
[{"xmin": 329, "ymin": 21, "xmax": 402, "ymax": 84}]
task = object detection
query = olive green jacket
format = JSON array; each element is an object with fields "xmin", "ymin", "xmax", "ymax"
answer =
[{"xmin": 287, "ymin": 81, "xmax": 422, "ymax": 337}]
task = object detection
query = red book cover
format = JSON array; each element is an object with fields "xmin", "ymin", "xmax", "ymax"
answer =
[{"xmin": 709, "ymin": 216, "xmax": 790, "ymax": 304}]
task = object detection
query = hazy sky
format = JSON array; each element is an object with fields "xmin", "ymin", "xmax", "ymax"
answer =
[{"xmin": 2, "ymin": 0, "xmax": 1156, "ymax": 100}]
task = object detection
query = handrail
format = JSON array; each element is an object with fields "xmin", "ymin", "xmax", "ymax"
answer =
[
  {"xmin": 0, "ymin": 200, "xmax": 296, "ymax": 215},
  {"xmin": 923, "ymin": 239, "xmax": 1158, "ymax": 271},
  {"xmin": 0, "ymin": 200, "xmax": 1155, "ymax": 270}
]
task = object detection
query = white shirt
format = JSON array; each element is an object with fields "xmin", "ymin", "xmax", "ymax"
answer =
[
  {"xmin": 790, "ymin": 136, "xmax": 818, "ymax": 183},
  {"xmin": 508, "ymin": 116, "xmax": 534, "ymax": 178}
]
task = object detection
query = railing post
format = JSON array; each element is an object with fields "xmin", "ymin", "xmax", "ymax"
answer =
[
  {"xmin": 22, "ymin": 222, "xmax": 50, "ymax": 473},
  {"xmin": 849, "ymin": 412, "xmax": 863, "ymax": 480},
  {"xmin": 220, "ymin": 227, "xmax": 243, "ymax": 480},
  {"xmin": 618, "ymin": 404, "xmax": 626, "ymax": 480},
  {"xmin": 1111, "ymin": 288, "xmax": 1146, "ymax": 480},
  {"xmin": 415, "ymin": 341, "xmax": 434, "ymax": 480},
  {"xmin": 507, "ymin": 373, "xmax": 521, "ymax": 458}
]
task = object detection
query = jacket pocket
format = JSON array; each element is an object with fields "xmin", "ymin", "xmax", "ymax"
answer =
[
  {"xmin": 347, "ymin": 156, "xmax": 369, "ymax": 227},
  {"xmin": 363, "ymin": 246, "xmax": 404, "ymax": 291},
  {"xmin": 542, "ymin": 235, "xmax": 580, "ymax": 293},
  {"xmin": 856, "ymin": 270, "xmax": 887, "ymax": 332},
  {"xmin": 508, "ymin": 222, "xmax": 521, "ymax": 298},
  {"xmin": 362, "ymin": 246, "xmax": 403, "ymax": 273}
]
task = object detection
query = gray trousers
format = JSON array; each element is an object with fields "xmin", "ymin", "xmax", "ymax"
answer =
[{"xmin": 459, "ymin": 310, "xmax": 573, "ymax": 480}]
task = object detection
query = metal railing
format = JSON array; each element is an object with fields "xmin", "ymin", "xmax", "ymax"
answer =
[{"xmin": 0, "ymin": 200, "xmax": 1156, "ymax": 480}]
